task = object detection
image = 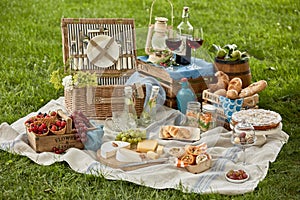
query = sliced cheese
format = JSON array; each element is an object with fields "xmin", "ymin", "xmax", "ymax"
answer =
[
  {"xmin": 156, "ymin": 145, "xmax": 164, "ymax": 155},
  {"xmin": 100, "ymin": 141, "xmax": 130, "ymax": 159},
  {"xmin": 116, "ymin": 148, "xmax": 143, "ymax": 162},
  {"xmin": 136, "ymin": 139, "xmax": 158, "ymax": 153}
]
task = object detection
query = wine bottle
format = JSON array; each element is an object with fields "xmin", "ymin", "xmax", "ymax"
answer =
[
  {"xmin": 176, "ymin": 6, "xmax": 193, "ymax": 65},
  {"xmin": 176, "ymin": 78, "xmax": 197, "ymax": 114}
]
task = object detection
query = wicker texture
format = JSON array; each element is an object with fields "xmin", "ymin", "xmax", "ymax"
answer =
[{"xmin": 61, "ymin": 18, "xmax": 145, "ymax": 119}]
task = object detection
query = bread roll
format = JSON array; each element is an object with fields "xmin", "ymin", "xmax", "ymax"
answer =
[
  {"xmin": 226, "ymin": 89, "xmax": 239, "ymax": 99},
  {"xmin": 214, "ymin": 89, "xmax": 227, "ymax": 96},
  {"xmin": 239, "ymin": 80, "xmax": 267, "ymax": 98},
  {"xmin": 226, "ymin": 77, "xmax": 242, "ymax": 99},
  {"xmin": 227, "ymin": 77, "xmax": 242, "ymax": 93}
]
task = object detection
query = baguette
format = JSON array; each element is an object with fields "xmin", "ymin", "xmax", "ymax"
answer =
[{"xmin": 239, "ymin": 80, "xmax": 267, "ymax": 98}]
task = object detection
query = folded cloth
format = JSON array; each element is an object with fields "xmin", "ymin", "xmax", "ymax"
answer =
[
  {"xmin": 125, "ymin": 71, "xmax": 166, "ymax": 107},
  {"xmin": 84, "ymin": 121, "xmax": 104, "ymax": 152},
  {"xmin": 138, "ymin": 56, "xmax": 215, "ymax": 80},
  {"xmin": 0, "ymin": 97, "xmax": 289, "ymax": 195}
]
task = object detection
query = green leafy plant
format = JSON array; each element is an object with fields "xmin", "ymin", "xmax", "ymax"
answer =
[{"xmin": 212, "ymin": 44, "xmax": 249, "ymax": 62}]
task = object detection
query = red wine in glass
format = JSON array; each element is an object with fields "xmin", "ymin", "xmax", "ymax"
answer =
[
  {"xmin": 166, "ymin": 38, "xmax": 182, "ymax": 51},
  {"xmin": 187, "ymin": 38, "xmax": 204, "ymax": 50}
]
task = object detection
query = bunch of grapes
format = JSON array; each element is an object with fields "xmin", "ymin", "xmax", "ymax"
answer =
[
  {"xmin": 115, "ymin": 129, "xmax": 147, "ymax": 144},
  {"xmin": 70, "ymin": 111, "xmax": 90, "ymax": 143}
]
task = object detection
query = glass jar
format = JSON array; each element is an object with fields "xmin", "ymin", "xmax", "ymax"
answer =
[
  {"xmin": 199, "ymin": 104, "xmax": 217, "ymax": 131},
  {"xmin": 185, "ymin": 101, "xmax": 201, "ymax": 127}
]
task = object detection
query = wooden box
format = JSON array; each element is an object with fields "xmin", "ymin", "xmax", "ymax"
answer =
[
  {"xmin": 137, "ymin": 59, "xmax": 217, "ymax": 108},
  {"xmin": 26, "ymin": 109, "xmax": 84, "ymax": 152},
  {"xmin": 27, "ymin": 131, "xmax": 84, "ymax": 153}
]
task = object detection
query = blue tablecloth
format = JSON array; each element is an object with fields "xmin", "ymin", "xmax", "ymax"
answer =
[{"xmin": 138, "ymin": 56, "xmax": 216, "ymax": 80}]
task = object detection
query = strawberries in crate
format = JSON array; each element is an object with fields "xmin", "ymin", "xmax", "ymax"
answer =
[{"xmin": 28, "ymin": 122, "xmax": 49, "ymax": 136}]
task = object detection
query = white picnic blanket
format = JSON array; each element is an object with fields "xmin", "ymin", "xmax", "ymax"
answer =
[{"xmin": 0, "ymin": 97, "xmax": 289, "ymax": 195}]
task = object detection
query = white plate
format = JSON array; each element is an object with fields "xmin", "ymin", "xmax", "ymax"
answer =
[
  {"xmin": 87, "ymin": 35, "xmax": 119, "ymax": 68},
  {"xmin": 225, "ymin": 169, "xmax": 250, "ymax": 183},
  {"xmin": 159, "ymin": 126, "xmax": 200, "ymax": 142}
]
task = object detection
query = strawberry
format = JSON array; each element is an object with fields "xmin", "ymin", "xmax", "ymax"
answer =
[
  {"xmin": 60, "ymin": 120, "xmax": 66, "ymax": 128},
  {"xmin": 51, "ymin": 125, "xmax": 57, "ymax": 131},
  {"xmin": 50, "ymin": 111, "xmax": 57, "ymax": 116},
  {"xmin": 55, "ymin": 121, "xmax": 61, "ymax": 127}
]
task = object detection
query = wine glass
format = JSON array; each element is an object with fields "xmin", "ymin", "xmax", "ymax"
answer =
[
  {"xmin": 231, "ymin": 120, "xmax": 256, "ymax": 165},
  {"xmin": 165, "ymin": 29, "xmax": 182, "ymax": 70},
  {"xmin": 187, "ymin": 28, "xmax": 204, "ymax": 69}
]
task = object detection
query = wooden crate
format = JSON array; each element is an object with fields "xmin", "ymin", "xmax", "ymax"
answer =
[
  {"xmin": 202, "ymin": 89, "xmax": 259, "ymax": 129},
  {"xmin": 26, "ymin": 109, "xmax": 84, "ymax": 152},
  {"xmin": 27, "ymin": 131, "xmax": 84, "ymax": 153},
  {"xmin": 61, "ymin": 18, "xmax": 144, "ymax": 119},
  {"xmin": 137, "ymin": 59, "xmax": 217, "ymax": 103}
]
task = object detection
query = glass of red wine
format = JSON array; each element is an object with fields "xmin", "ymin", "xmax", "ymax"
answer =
[
  {"xmin": 165, "ymin": 29, "xmax": 182, "ymax": 70},
  {"xmin": 187, "ymin": 28, "xmax": 204, "ymax": 69}
]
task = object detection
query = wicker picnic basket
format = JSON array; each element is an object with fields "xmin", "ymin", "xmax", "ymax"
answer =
[{"xmin": 61, "ymin": 18, "xmax": 145, "ymax": 119}]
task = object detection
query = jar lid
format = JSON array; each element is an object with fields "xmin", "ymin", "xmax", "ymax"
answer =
[{"xmin": 203, "ymin": 104, "xmax": 216, "ymax": 112}]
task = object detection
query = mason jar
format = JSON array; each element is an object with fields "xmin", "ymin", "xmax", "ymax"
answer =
[
  {"xmin": 185, "ymin": 101, "xmax": 201, "ymax": 127},
  {"xmin": 199, "ymin": 104, "xmax": 217, "ymax": 131}
]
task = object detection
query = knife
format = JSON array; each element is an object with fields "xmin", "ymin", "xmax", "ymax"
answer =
[{"xmin": 120, "ymin": 157, "xmax": 169, "ymax": 168}]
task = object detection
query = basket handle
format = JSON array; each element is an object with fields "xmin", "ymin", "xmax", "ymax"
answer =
[{"xmin": 148, "ymin": 0, "xmax": 174, "ymax": 27}]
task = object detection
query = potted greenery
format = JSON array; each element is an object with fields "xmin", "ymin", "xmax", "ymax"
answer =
[{"xmin": 212, "ymin": 44, "xmax": 251, "ymax": 88}]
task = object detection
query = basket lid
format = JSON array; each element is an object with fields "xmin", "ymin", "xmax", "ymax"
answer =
[{"xmin": 87, "ymin": 35, "xmax": 119, "ymax": 68}]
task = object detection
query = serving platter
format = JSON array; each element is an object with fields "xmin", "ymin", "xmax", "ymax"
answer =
[{"xmin": 159, "ymin": 126, "xmax": 201, "ymax": 142}]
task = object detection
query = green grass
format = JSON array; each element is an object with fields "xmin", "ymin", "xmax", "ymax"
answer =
[{"xmin": 0, "ymin": 0, "xmax": 299, "ymax": 199}]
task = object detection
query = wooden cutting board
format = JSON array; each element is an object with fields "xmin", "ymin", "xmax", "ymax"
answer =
[{"xmin": 96, "ymin": 149, "xmax": 168, "ymax": 171}]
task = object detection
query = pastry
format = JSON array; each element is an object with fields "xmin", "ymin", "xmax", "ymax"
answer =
[
  {"xmin": 181, "ymin": 153, "xmax": 196, "ymax": 165},
  {"xmin": 185, "ymin": 143, "xmax": 208, "ymax": 156},
  {"xmin": 239, "ymin": 80, "xmax": 267, "ymax": 98},
  {"xmin": 231, "ymin": 109, "xmax": 282, "ymax": 130}
]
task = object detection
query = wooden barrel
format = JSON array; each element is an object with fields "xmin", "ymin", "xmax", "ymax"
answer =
[{"xmin": 214, "ymin": 58, "xmax": 252, "ymax": 88}]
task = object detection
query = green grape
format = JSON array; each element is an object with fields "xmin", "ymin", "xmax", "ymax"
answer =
[{"xmin": 122, "ymin": 137, "xmax": 127, "ymax": 142}]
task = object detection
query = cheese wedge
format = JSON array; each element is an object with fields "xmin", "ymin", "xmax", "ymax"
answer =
[
  {"xmin": 156, "ymin": 145, "xmax": 164, "ymax": 155},
  {"xmin": 146, "ymin": 151, "xmax": 159, "ymax": 160},
  {"xmin": 136, "ymin": 140, "xmax": 158, "ymax": 153},
  {"xmin": 116, "ymin": 148, "xmax": 143, "ymax": 162},
  {"xmin": 100, "ymin": 141, "xmax": 130, "ymax": 159}
]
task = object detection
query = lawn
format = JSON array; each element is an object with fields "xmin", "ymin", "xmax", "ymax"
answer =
[{"xmin": 0, "ymin": 0, "xmax": 299, "ymax": 199}]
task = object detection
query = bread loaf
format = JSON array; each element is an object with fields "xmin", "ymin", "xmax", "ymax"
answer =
[
  {"xmin": 226, "ymin": 77, "xmax": 242, "ymax": 99},
  {"xmin": 239, "ymin": 80, "xmax": 267, "ymax": 98},
  {"xmin": 208, "ymin": 71, "xmax": 229, "ymax": 92}
]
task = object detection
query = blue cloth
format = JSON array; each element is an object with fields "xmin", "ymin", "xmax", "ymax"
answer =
[
  {"xmin": 84, "ymin": 120, "xmax": 104, "ymax": 151},
  {"xmin": 125, "ymin": 72, "xmax": 166, "ymax": 107},
  {"xmin": 138, "ymin": 56, "xmax": 215, "ymax": 80}
]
